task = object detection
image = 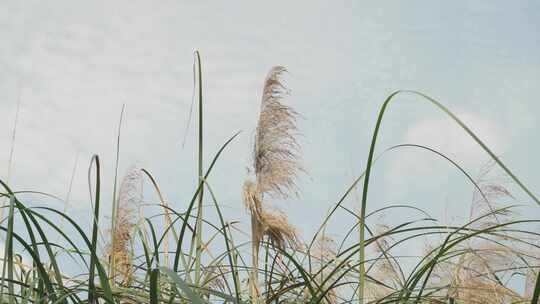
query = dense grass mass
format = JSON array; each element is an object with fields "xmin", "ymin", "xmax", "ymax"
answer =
[{"xmin": 0, "ymin": 54, "xmax": 539, "ymax": 303}]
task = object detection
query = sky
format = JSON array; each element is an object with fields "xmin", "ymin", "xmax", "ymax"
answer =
[{"xmin": 1, "ymin": 1, "xmax": 540, "ymax": 265}]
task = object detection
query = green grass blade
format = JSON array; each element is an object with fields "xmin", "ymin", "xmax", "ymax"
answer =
[
  {"xmin": 160, "ymin": 267, "xmax": 207, "ymax": 304},
  {"xmin": 194, "ymin": 50, "xmax": 205, "ymax": 287},
  {"xmin": 88, "ymin": 155, "xmax": 101, "ymax": 303},
  {"xmin": 150, "ymin": 268, "xmax": 160, "ymax": 304},
  {"xmin": 145, "ymin": 218, "xmax": 161, "ymax": 267}
]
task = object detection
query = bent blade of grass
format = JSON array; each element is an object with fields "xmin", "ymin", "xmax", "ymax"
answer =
[
  {"xmin": 0, "ymin": 224, "xmax": 56, "ymax": 302},
  {"xmin": 402, "ymin": 213, "xmax": 532, "ymax": 302},
  {"xmin": 358, "ymin": 90, "xmax": 540, "ymax": 303},
  {"xmin": 27, "ymin": 208, "xmax": 89, "ymax": 269},
  {"xmin": 2, "ymin": 193, "xmax": 75, "ymax": 303},
  {"xmin": 30, "ymin": 204, "xmax": 115, "ymax": 303},
  {"xmin": 15, "ymin": 205, "xmax": 66, "ymax": 302},
  {"xmin": 308, "ymin": 141, "xmax": 475, "ymax": 263},
  {"xmin": 87, "ymin": 155, "xmax": 114, "ymax": 304}
]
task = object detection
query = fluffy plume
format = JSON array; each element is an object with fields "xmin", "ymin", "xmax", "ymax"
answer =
[
  {"xmin": 253, "ymin": 66, "xmax": 302, "ymax": 199},
  {"xmin": 107, "ymin": 165, "xmax": 143, "ymax": 286},
  {"xmin": 306, "ymin": 234, "xmax": 340, "ymax": 304},
  {"xmin": 422, "ymin": 167, "xmax": 528, "ymax": 304},
  {"xmin": 245, "ymin": 66, "xmax": 302, "ymax": 250},
  {"xmin": 243, "ymin": 181, "xmax": 299, "ymax": 249},
  {"xmin": 244, "ymin": 66, "xmax": 303, "ymax": 301},
  {"xmin": 365, "ymin": 223, "xmax": 404, "ymax": 302},
  {"xmin": 469, "ymin": 160, "xmax": 515, "ymax": 227},
  {"xmin": 312, "ymin": 234, "xmax": 338, "ymax": 263},
  {"xmin": 428, "ymin": 242, "xmax": 525, "ymax": 303}
]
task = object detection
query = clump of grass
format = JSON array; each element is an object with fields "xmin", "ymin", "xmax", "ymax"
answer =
[
  {"xmin": 0, "ymin": 54, "xmax": 539, "ymax": 304},
  {"xmin": 427, "ymin": 165, "xmax": 532, "ymax": 303}
]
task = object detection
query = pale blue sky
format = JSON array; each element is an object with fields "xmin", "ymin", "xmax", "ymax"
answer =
[{"xmin": 1, "ymin": 1, "xmax": 540, "ymax": 262}]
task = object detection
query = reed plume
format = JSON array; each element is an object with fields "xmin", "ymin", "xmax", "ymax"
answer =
[
  {"xmin": 306, "ymin": 234, "xmax": 340, "ymax": 303},
  {"xmin": 107, "ymin": 165, "xmax": 143, "ymax": 286},
  {"xmin": 424, "ymin": 166, "xmax": 527, "ymax": 304},
  {"xmin": 243, "ymin": 66, "xmax": 303, "ymax": 301},
  {"xmin": 365, "ymin": 223, "xmax": 404, "ymax": 302}
]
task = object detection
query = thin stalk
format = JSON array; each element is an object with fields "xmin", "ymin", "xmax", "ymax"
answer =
[
  {"xmin": 109, "ymin": 104, "xmax": 125, "ymax": 286},
  {"xmin": 194, "ymin": 50, "xmax": 205, "ymax": 287},
  {"xmin": 1, "ymin": 92, "xmax": 22, "ymax": 222},
  {"xmin": 88, "ymin": 155, "xmax": 101, "ymax": 304},
  {"xmin": 250, "ymin": 214, "xmax": 260, "ymax": 303},
  {"xmin": 55, "ymin": 153, "xmax": 79, "ymax": 255}
]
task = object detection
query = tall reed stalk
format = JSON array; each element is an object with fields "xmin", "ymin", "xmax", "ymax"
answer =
[
  {"xmin": 109, "ymin": 105, "xmax": 125, "ymax": 286},
  {"xmin": 107, "ymin": 166, "xmax": 143, "ymax": 286},
  {"xmin": 243, "ymin": 66, "xmax": 302, "ymax": 302},
  {"xmin": 193, "ymin": 50, "xmax": 205, "ymax": 287},
  {"xmin": 1, "ymin": 93, "xmax": 22, "ymax": 222}
]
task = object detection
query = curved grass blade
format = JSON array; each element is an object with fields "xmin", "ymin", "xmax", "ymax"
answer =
[
  {"xmin": 87, "ymin": 155, "xmax": 114, "ymax": 303},
  {"xmin": 357, "ymin": 90, "xmax": 540, "ymax": 303}
]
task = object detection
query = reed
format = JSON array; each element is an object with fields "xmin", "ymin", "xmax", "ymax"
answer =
[
  {"xmin": 106, "ymin": 166, "xmax": 143, "ymax": 287},
  {"xmin": 243, "ymin": 66, "xmax": 303, "ymax": 302}
]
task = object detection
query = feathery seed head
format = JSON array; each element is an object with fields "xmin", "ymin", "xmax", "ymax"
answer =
[
  {"xmin": 107, "ymin": 165, "xmax": 143, "ymax": 286},
  {"xmin": 253, "ymin": 66, "xmax": 302, "ymax": 199}
]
